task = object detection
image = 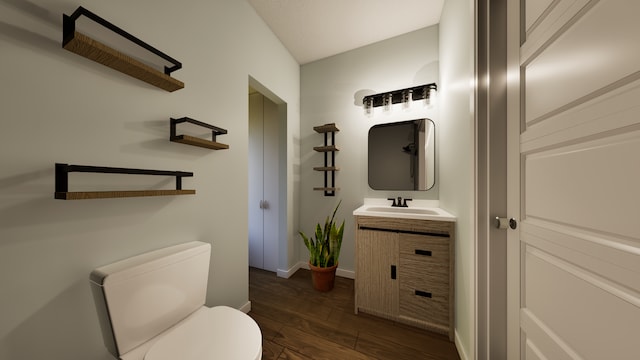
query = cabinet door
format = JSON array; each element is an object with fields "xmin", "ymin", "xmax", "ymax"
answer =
[{"xmin": 356, "ymin": 229, "xmax": 398, "ymax": 317}]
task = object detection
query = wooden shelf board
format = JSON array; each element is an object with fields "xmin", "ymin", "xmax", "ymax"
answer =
[
  {"xmin": 313, "ymin": 123, "xmax": 340, "ymax": 133},
  {"xmin": 63, "ymin": 31, "xmax": 184, "ymax": 92},
  {"xmin": 313, "ymin": 167, "xmax": 340, "ymax": 171},
  {"xmin": 313, "ymin": 145, "xmax": 339, "ymax": 152},
  {"xmin": 55, "ymin": 189, "xmax": 195, "ymax": 200},
  {"xmin": 171, "ymin": 135, "xmax": 229, "ymax": 150},
  {"xmin": 313, "ymin": 187, "xmax": 340, "ymax": 191}
]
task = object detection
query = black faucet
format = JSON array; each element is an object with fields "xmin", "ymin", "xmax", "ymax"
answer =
[{"xmin": 388, "ymin": 197, "xmax": 412, "ymax": 207}]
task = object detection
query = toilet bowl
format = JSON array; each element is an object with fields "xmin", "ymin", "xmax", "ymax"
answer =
[{"xmin": 90, "ymin": 241, "xmax": 262, "ymax": 360}]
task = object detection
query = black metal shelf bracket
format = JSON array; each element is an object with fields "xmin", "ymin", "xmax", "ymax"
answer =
[
  {"xmin": 55, "ymin": 163, "xmax": 193, "ymax": 193},
  {"xmin": 62, "ymin": 6, "xmax": 182, "ymax": 75},
  {"xmin": 170, "ymin": 117, "xmax": 227, "ymax": 143}
]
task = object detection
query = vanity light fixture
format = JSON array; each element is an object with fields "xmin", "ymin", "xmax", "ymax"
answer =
[{"xmin": 363, "ymin": 83, "xmax": 437, "ymax": 114}]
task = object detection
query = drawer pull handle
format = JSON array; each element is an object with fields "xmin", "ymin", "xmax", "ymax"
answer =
[
  {"xmin": 415, "ymin": 249, "xmax": 432, "ymax": 256},
  {"xmin": 391, "ymin": 265, "xmax": 397, "ymax": 279},
  {"xmin": 415, "ymin": 290, "xmax": 432, "ymax": 298}
]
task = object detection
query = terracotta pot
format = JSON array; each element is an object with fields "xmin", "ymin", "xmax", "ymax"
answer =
[{"xmin": 308, "ymin": 262, "xmax": 338, "ymax": 292}]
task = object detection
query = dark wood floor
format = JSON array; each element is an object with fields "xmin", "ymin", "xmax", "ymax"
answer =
[{"xmin": 248, "ymin": 267, "xmax": 460, "ymax": 360}]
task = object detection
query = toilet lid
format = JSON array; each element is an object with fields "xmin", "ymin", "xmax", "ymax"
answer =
[{"xmin": 144, "ymin": 306, "xmax": 262, "ymax": 360}]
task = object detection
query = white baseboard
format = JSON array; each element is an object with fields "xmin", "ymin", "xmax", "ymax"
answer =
[
  {"xmin": 455, "ymin": 329, "xmax": 469, "ymax": 360},
  {"xmin": 277, "ymin": 261, "xmax": 304, "ymax": 278},
  {"xmin": 277, "ymin": 261, "xmax": 355, "ymax": 279},
  {"xmin": 336, "ymin": 267, "xmax": 355, "ymax": 279},
  {"xmin": 239, "ymin": 301, "xmax": 251, "ymax": 314}
]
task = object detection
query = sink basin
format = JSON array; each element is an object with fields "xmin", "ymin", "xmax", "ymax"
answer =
[
  {"xmin": 353, "ymin": 204, "xmax": 456, "ymax": 222},
  {"xmin": 365, "ymin": 207, "xmax": 440, "ymax": 215}
]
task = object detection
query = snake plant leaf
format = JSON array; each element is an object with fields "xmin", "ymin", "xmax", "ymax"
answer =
[{"xmin": 330, "ymin": 219, "xmax": 345, "ymax": 265}]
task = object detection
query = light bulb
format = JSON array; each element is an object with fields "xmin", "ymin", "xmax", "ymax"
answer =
[
  {"xmin": 402, "ymin": 89, "xmax": 413, "ymax": 110},
  {"xmin": 364, "ymin": 97, "xmax": 373, "ymax": 116},
  {"xmin": 383, "ymin": 93, "xmax": 392, "ymax": 112}
]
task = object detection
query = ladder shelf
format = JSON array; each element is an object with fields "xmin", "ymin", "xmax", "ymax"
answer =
[{"xmin": 313, "ymin": 123, "xmax": 340, "ymax": 196}]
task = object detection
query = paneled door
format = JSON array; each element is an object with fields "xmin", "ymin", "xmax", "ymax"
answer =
[
  {"xmin": 506, "ymin": 0, "xmax": 640, "ymax": 358},
  {"xmin": 249, "ymin": 92, "xmax": 279, "ymax": 272}
]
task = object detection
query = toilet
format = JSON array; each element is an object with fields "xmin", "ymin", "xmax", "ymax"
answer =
[{"xmin": 90, "ymin": 241, "xmax": 262, "ymax": 360}]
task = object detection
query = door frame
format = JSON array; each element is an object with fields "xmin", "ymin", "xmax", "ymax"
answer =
[
  {"xmin": 505, "ymin": 0, "xmax": 522, "ymax": 357},
  {"xmin": 476, "ymin": 0, "xmax": 509, "ymax": 358}
]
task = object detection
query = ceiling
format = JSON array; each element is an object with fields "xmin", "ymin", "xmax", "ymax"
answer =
[{"xmin": 247, "ymin": 0, "xmax": 444, "ymax": 65}]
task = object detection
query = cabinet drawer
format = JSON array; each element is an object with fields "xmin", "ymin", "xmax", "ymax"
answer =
[
  {"xmin": 399, "ymin": 257, "xmax": 449, "ymax": 288},
  {"xmin": 399, "ymin": 233, "xmax": 449, "ymax": 263},
  {"xmin": 399, "ymin": 283, "xmax": 449, "ymax": 327}
]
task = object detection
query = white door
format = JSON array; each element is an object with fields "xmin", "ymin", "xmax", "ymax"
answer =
[
  {"xmin": 249, "ymin": 92, "xmax": 279, "ymax": 272},
  {"xmin": 507, "ymin": 0, "xmax": 640, "ymax": 358}
]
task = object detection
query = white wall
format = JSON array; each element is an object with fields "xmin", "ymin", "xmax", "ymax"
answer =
[
  {"xmin": 439, "ymin": 0, "xmax": 476, "ymax": 358},
  {"xmin": 299, "ymin": 27, "xmax": 439, "ymax": 274},
  {"xmin": 0, "ymin": 1, "xmax": 299, "ymax": 359}
]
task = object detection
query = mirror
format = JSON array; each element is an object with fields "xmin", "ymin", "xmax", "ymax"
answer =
[{"xmin": 368, "ymin": 118, "xmax": 435, "ymax": 190}]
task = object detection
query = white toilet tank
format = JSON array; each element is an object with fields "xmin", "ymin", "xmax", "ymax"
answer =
[{"xmin": 90, "ymin": 241, "xmax": 211, "ymax": 358}]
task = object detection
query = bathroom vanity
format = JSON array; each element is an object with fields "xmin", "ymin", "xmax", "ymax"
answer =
[{"xmin": 353, "ymin": 202, "xmax": 456, "ymax": 341}]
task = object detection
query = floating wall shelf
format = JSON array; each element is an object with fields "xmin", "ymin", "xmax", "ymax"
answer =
[
  {"xmin": 54, "ymin": 163, "xmax": 195, "ymax": 200},
  {"xmin": 313, "ymin": 123, "xmax": 340, "ymax": 196},
  {"xmin": 170, "ymin": 117, "xmax": 229, "ymax": 150},
  {"xmin": 62, "ymin": 6, "xmax": 184, "ymax": 92}
]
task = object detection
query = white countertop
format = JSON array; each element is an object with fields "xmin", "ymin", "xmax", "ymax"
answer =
[{"xmin": 353, "ymin": 198, "xmax": 457, "ymax": 222}]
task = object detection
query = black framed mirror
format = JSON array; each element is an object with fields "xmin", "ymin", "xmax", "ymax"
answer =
[{"xmin": 368, "ymin": 118, "xmax": 435, "ymax": 190}]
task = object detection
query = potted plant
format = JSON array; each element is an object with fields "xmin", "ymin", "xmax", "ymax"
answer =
[{"xmin": 299, "ymin": 200, "xmax": 345, "ymax": 291}]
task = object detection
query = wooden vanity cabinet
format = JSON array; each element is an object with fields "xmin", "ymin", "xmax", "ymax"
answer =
[{"xmin": 354, "ymin": 215, "xmax": 455, "ymax": 341}]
